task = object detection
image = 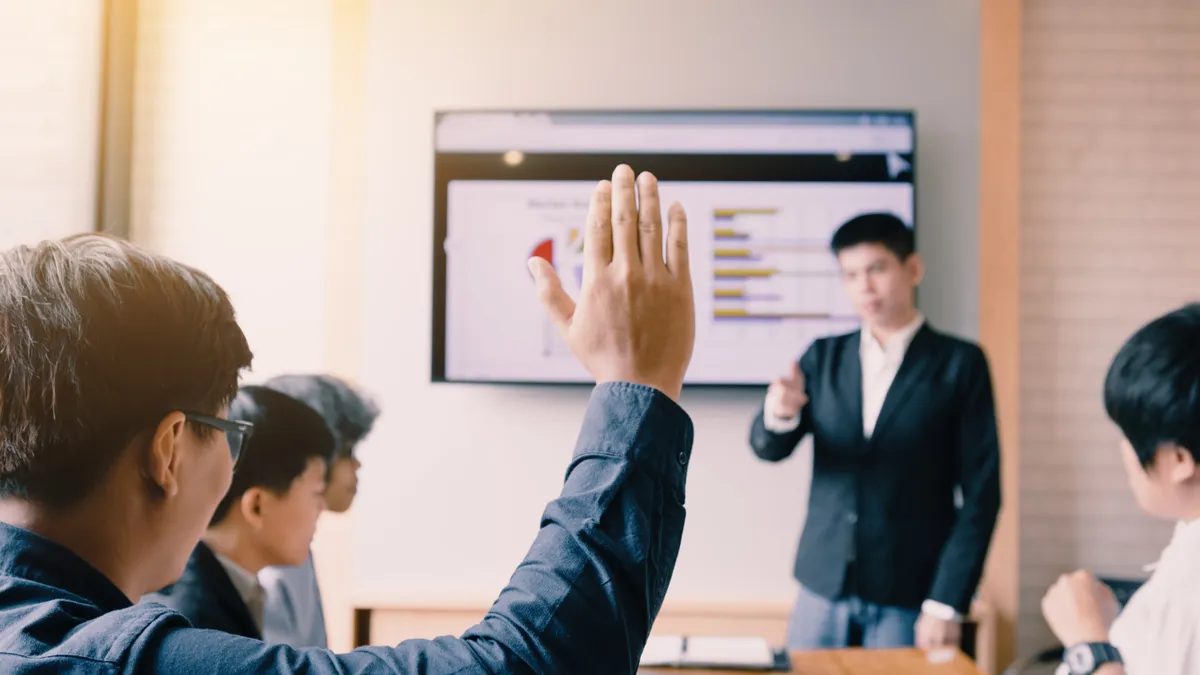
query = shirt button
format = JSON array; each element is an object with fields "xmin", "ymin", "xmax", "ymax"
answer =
[
  {"xmin": 847, "ymin": 513, "xmax": 858, "ymax": 524},
  {"xmin": 677, "ymin": 452, "xmax": 688, "ymax": 466}
]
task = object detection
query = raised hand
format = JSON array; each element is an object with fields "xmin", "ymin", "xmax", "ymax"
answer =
[
  {"xmin": 766, "ymin": 362, "xmax": 808, "ymax": 419},
  {"xmin": 529, "ymin": 165, "xmax": 695, "ymax": 401}
]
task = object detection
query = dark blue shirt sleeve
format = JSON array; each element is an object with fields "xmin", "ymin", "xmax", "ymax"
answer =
[{"xmin": 139, "ymin": 382, "xmax": 694, "ymax": 675}]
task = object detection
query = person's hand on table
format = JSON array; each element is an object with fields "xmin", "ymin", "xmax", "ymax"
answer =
[{"xmin": 915, "ymin": 612, "xmax": 962, "ymax": 651}]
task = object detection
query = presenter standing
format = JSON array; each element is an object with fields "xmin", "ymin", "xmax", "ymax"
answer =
[{"xmin": 749, "ymin": 213, "xmax": 1001, "ymax": 651}]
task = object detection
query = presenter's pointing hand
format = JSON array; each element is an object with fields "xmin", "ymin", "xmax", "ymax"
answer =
[
  {"xmin": 529, "ymin": 165, "xmax": 695, "ymax": 401},
  {"xmin": 767, "ymin": 362, "xmax": 808, "ymax": 419}
]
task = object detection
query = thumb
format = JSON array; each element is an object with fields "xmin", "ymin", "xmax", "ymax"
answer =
[
  {"xmin": 528, "ymin": 257, "xmax": 575, "ymax": 330},
  {"xmin": 783, "ymin": 361, "xmax": 802, "ymax": 385}
]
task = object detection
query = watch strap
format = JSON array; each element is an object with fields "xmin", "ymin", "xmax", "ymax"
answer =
[{"xmin": 1065, "ymin": 642, "xmax": 1123, "ymax": 674}]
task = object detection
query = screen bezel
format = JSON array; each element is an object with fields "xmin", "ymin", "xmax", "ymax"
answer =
[{"xmin": 430, "ymin": 108, "xmax": 918, "ymax": 388}]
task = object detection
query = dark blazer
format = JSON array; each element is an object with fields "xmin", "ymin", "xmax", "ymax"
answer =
[
  {"xmin": 750, "ymin": 324, "xmax": 1001, "ymax": 614},
  {"xmin": 142, "ymin": 541, "xmax": 262, "ymax": 640}
]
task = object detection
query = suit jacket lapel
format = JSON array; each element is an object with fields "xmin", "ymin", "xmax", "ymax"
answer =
[
  {"xmin": 194, "ymin": 542, "xmax": 262, "ymax": 640},
  {"xmin": 839, "ymin": 332, "xmax": 865, "ymax": 443},
  {"xmin": 870, "ymin": 324, "xmax": 938, "ymax": 441}
]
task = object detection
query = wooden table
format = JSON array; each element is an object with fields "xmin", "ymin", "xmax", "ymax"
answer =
[{"xmin": 640, "ymin": 648, "xmax": 983, "ymax": 674}]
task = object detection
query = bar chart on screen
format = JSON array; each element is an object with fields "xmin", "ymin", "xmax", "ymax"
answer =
[{"xmin": 709, "ymin": 206, "xmax": 854, "ymax": 341}]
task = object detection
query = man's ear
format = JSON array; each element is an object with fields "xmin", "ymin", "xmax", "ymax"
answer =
[
  {"xmin": 1161, "ymin": 444, "xmax": 1198, "ymax": 484},
  {"xmin": 905, "ymin": 252, "xmax": 925, "ymax": 286},
  {"xmin": 145, "ymin": 412, "xmax": 189, "ymax": 498},
  {"xmin": 239, "ymin": 488, "xmax": 268, "ymax": 529}
]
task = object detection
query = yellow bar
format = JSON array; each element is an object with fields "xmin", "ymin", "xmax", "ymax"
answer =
[
  {"xmin": 714, "ymin": 268, "xmax": 775, "ymax": 277},
  {"xmin": 713, "ymin": 249, "xmax": 751, "ymax": 257},
  {"xmin": 714, "ymin": 288, "xmax": 744, "ymax": 297},
  {"xmin": 713, "ymin": 228, "xmax": 744, "ymax": 237},
  {"xmin": 713, "ymin": 208, "xmax": 778, "ymax": 217},
  {"xmin": 714, "ymin": 308, "xmax": 748, "ymax": 317}
]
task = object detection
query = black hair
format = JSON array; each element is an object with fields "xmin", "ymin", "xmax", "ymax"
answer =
[
  {"xmin": 830, "ymin": 212, "xmax": 915, "ymax": 260},
  {"xmin": 0, "ymin": 234, "xmax": 252, "ymax": 508},
  {"xmin": 263, "ymin": 374, "xmax": 380, "ymax": 454},
  {"xmin": 1103, "ymin": 303, "xmax": 1200, "ymax": 467},
  {"xmin": 210, "ymin": 386, "xmax": 336, "ymax": 525}
]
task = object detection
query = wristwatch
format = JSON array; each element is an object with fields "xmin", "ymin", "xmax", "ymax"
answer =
[{"xmin": 1060, "ymin": 642, "xmax": 1123, "ymax": 674}]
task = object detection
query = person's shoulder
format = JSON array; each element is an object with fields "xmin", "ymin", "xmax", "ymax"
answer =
[
  {"xmin": 0, "ymin": 588, "xmax": 187, "ymax": 669},
  {"xmin": 806, "ymin": 329, "xmax": 858, "ymax": 356},
  {"xmin": 141, "ymin": 545, "xmax": 214, "ymax": 614},
  {"xmin": 924, "ymin": 325, "xmax": 987, "ymax": 362}
]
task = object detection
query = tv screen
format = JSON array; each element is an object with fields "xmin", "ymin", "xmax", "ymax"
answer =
[{"xmin": 432, "ymin": 110, "xmax": 915, "ymax": 386}]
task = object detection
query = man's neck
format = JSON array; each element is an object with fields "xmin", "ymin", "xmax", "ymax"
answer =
[
  {"xmin": 866, "ymin": 308, "xmax": 921, "ymax": 345},
  {"xmin": 0, "ymin": 497, "xmax": 146, "ymax": 601},
  {"xmin": 203, "ymin": 525, "xmax": 268, "ymax": 576}
]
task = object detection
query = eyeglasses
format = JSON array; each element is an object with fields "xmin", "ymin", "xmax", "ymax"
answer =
[{"xmin": 182, "ymin": 412, "xmax": 255, "ymax": 464}]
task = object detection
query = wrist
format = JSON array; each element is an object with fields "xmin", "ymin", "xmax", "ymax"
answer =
[
  {"xmin": 1061, "ymin": 641, "xmax": 1122, "ymax": 675},
  {"xmin": 921, "ymin": 599, "xmax": 963, "ymax": 622},
  {"xmin": 597, "ymin": 377, "xmax": 682, "ymax": 403},
  {"xmin": 1064, "ymin": 629, "xmax": 1111, "ymax": 647}
]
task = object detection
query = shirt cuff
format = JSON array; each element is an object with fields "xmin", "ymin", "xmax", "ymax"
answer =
[
  {"xmin": 573, "ymin": 382, "xmax": 695, "ymax": 492},
  {"xmin": 762, "ymin": 398, "xmax": 801, "ymax": 433},
  {"xmin": 921, "ymin": 599, "xmax": 964, "ymax": 622}
]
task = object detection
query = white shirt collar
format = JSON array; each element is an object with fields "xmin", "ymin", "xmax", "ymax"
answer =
[
  {"xmin": 212, "ymin": 550, "xmax": 264, "ymax": 610},
  {"xmin": 860, "ymin": 313, "xmax": 925, "ymax": 360}
]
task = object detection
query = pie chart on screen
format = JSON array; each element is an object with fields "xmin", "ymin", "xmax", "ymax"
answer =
[
  {"xmin": 529, "ymin": 237, "xmax": 583, "ymax": 294},
  {"xmin": 530, "ymin": 238, "xmax": 553, "ymax": 265}
]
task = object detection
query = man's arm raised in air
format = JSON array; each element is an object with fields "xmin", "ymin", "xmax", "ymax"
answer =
[{"xmin": 146, "ymin": 165, "xmax": 698, "ymax": 675}]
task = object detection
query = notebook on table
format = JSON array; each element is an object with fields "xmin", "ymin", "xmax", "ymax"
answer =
[{"xmin": 639, "ymin": 636, "xmax": 791, "ymax": 671}]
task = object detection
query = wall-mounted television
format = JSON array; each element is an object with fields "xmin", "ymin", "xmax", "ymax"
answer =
[{"xmin": 431, "ymin": 110, "xmax": 915, "ymax": 386}]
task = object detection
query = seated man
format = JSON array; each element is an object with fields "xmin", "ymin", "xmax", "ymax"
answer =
[
  {"xmin": 257, "ymin": 374, "xmax": 379, "ymax": 648},
  {"xmin": 1041, "ymin": 303, "xmax": 1200, "ymax": 675},
  {"xmin": 0, "ymin": 165, "xmax": 697, "ymax": 674},
  {"xmin": 144, "ymin": 386, "xmax": 334, "ymax": 639}
]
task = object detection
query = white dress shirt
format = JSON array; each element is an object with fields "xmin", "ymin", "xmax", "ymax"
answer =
[
  {"xmin": 763, "ymin": 314, "xmax": 960, "ymax": 621},
  {"xmin": 212, "ymin": 551, "xmax": 267, "ymax": 633},
  {"xmin": 1096, "ymin": 518, "xmax": 1200, "ymax": 674}
]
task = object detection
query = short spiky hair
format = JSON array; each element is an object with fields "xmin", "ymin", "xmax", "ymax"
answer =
[
  {"xmin": 1104, "ymin": 303, "xmax": 1200, "ymax": 467},
  {"xmin": 263, "ymin": 374, "xmax": 379, "ymax": 451},
  {"xmin": 830, "ymin": 212, "xmax": 915, "ymax": 260},
  {"xmin": 0, "ymin": 234, "xmax": 253, "ymax": 507},
  {"xmin": 210, "ymin": 386, "xmax": 335, "ymax": 525}
]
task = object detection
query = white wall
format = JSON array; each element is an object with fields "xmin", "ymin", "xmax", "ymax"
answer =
[
  {"xmin": 354, "ymin": 0, "xmax": 982, "ymax": 606},
  {"xmin": 0, "ymin": 0, "xmax": 103, "ymax": 248},
  {"xmin": 129, "ymin": 0, "xmax": 332, "ymax": 381}
]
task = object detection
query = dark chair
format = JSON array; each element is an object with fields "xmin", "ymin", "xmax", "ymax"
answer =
[{"xmin": 1001, "ymin": 577, "xmax": 1145, "ymax": 675}]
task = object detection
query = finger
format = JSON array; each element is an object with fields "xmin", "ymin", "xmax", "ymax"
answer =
[
  {"xmin": 584, "ymin": 180, "xmax": 613, "ymax": 275},
  {"xmin": 782, "ymin": 365, "xmax": 803, "ymax": 387},
  {"xmin": 637, "ymin": 172, "xmax": 664, "ymax": 273},
  {"xmin": 665, "ymin": 201, "xmax": 690, "ymax": 279},
  {"xmin": 915, "ymin": 622, "xmax": 931, "ymax": 650},
  {"xmin": 528, "ymin": 258, "xmax": 575, "ymax": 330},
  {"xmin": 610, "ymin": 165, "xmax": 639, "ymax": 268},
  {"xmin": 781, "ymin": 392, "xmax": 806, "ymax": 411}
]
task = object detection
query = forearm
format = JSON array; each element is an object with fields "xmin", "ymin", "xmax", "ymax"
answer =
[
  {"xmin": 749, "ymin": 408, "xmax": 806, "ymax": 461},
  {"xmin": 927, "ymin": 501, "xmax": 1000, "ymax": 612},
  {"xmin": 459, "ymin": 382, "xmax": 693, "ymax": 673},
  {"xmin": 147, "ymin": 382, "xmax": 694, "ymax": 675}
]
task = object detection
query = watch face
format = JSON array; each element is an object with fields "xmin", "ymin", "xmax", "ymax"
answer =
[{"xmin": 1065, "ymin": 645, "xmax": 1096, "ymax": 673}]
